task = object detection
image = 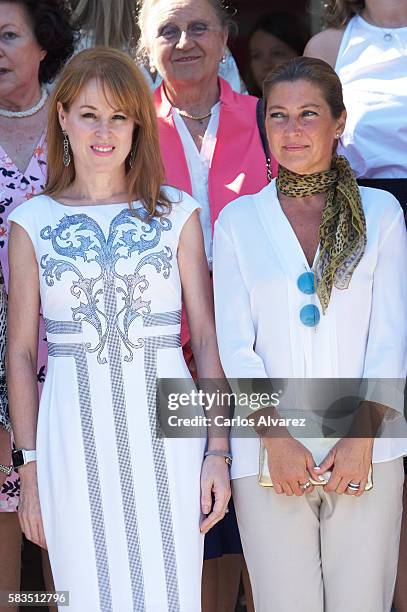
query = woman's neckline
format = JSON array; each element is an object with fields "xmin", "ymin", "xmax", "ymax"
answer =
[
  {"xmin": 48, "ymin": 195, "xmax": 133, "ymax": 209},
  {"xmin": 357, "ymin": 13, "xmax": 407, "ymax": 32},
  {"xmin": 163, "ymin": 82, "xmax": 221, "ymax": 116}
]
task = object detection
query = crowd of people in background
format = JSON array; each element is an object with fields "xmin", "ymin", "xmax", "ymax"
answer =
[{"xmin": 0, "ymin": 0, "xmax": 406, "ymax": 611}]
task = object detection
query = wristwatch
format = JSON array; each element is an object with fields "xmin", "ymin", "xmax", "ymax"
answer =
[
  {"xmin": 0, "ymin": 463, "xmax": 12, "ymax": 477},
  {"xmin": 12, "ymin": 449, "xmax": 37, "ymax": 470}
]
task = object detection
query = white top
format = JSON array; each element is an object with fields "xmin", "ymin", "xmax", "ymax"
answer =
[
  {"xmin": 335, "ymin": 15, "xmax": 407, "ymax": 178},
  {"xmin": 8, "ymin": 190, "xmax": 206, "ymax": 610},
  {"xmin": 172, "ymin": 104, "xmax": 220, "ymax": 269},
  {"xmin": 213, "ymin": 180, "xmax": 407, "ymax": 479}
]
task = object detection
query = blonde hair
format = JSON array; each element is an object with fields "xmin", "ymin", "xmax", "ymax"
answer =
[
  {"xmin": 45, "ymin": 47, "xmax": 171, "ymax": 218},
  {"xmin": 321, "ymin": 0, "xmax": 365, "ymax": 28},
  {"xmin": 71, "ymin": 0, "xmax": 139, "ymax": 55}
]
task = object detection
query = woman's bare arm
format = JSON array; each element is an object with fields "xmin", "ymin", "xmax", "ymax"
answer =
[
  {"xmin": 8, "ymin": 221, "xmax": 46, "ymax": 548},
  {"xmin": 178, "ymin": 211, "xmax": 231, "ymax": 533},
  {"xmin": 8, "ymin": 222, "xmax": 40, "ymax": 449},
  {"xmin": 178, "ymin": 212, "xmax": 224, "ymax": 381},
  {"xmin": 303, "ymin": 28, "xmax": 345, "ymax": 68}
]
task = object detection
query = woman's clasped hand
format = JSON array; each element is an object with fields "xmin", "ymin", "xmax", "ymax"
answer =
[{"xmin": 263, "ymin": 436, "xmax": 317, "ymax": 497}]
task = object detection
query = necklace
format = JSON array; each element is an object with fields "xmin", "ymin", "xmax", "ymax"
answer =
[
  {"xmin": 0, "ymin": 86, "xmax": 48, "ymax": 118},
  {"xmin": 362, "ymin": 9, "xmax": 407, "ymax": 42},
  {"xmin": 381, "ymin": 29, "xmax": 393, "ymax": 42},
  {"xmin": 163, "ymin": 84, "xmax": 214, "ymax": 125},
  {"xmin": 177, "ymin": 109, "xmax": 212, "ymax": 124}
]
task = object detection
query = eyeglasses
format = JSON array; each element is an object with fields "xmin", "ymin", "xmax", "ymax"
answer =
[
  {"xmin": 157, "ymin": 22, "xmax": 220, "ymax": 43},
  {"xmin": 297, "ymin": 271, "xmax": 320, "ymax": 327}
]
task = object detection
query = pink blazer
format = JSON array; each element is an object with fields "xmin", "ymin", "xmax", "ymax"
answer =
[
  {"xmin": 155, "ymin": 78, "xmax": 278, "ymax": 229},
  {"xmin": 154, "ymin": 78, "xmax": 278, "ymax": 345}
]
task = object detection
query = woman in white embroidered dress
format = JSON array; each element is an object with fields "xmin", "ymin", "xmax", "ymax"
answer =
[{"xmin": 7, "ymin": 47, "xmax": 230, "ymax": 612}]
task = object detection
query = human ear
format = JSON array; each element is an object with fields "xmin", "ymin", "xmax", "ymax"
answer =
[
  {"xmin": 57, "ymin": 101, "xmax": 67, "ymax": 131},
  {"xmin": 335, "ymin": 109, "xmax": 347, "ymax": 139},
  {"xmin": 220, "ymin": 27, "xmax": 229, "ymax": 58}
]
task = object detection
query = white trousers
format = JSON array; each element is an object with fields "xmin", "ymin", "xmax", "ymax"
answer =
[{"xmin": 233, "ymin": 458, "xmax": 404, "ymax": 612}]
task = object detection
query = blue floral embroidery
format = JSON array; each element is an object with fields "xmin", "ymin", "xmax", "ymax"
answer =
[{"xmin": 40, "ymin": 207, "xmax": 173, "ymax": 363}]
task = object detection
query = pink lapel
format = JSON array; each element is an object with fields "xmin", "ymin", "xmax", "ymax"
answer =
[
  {"xmin": 154, "ymin": 86, "xmax": 192, "ymax": 194},
  {"xmin": 154, "ymin": 79, "xmax": 277, "ymax": 225},
  {"xmin": 208, "ymin": 79, "xmax": 272, "ymax": 225},
  {"xmin": 154, "ymin": 80, "xmax": 277, "ymax": 348}
]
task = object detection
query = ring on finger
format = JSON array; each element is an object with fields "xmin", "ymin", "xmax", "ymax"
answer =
[
  {"xmin": 347, "ymin": 482, "xmax": 360, "ymax": 491},
  {"xmin": 300, "ymin": 481, "xmax": 312, "ymax": 491}
]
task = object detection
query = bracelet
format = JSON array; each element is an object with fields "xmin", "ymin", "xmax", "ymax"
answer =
[
  {"xmin": 204, "ymin": 450, "xmax": 232, "ymax": 466},
  {"xmin": 0, "ymin": 463, "xmax": 13, "ymax": 477}
]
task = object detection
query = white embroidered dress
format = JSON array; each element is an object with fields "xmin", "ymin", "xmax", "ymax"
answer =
[{"xmin": 9, "ymin": 190, "xmax": 205, "ymax": 612}]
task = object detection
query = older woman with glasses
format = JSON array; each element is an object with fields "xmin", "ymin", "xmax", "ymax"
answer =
[
  {"xmin": 137, "ymin": 1, "xmax": 274, "ymax": 608},
  {"xmin": 213, "ymin": 57, "xmax": 407, "ymax": 612},
  {"xmin": 137, "ymin": 0, "xmax": 275, "ymax": 284}
]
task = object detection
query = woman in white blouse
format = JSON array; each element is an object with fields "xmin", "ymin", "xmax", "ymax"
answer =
[{"xmin": 213, "ymin": 56, "xmax": 407, "ymax": 612}]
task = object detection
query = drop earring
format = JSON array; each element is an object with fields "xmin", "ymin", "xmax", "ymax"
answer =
[{"xmin": 62, "ymin": 130, "xmax": 71, "ymax": 167}]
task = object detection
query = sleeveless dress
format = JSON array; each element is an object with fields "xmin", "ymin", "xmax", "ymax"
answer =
[
  {"xmin": 335, "ymin": 15, "xmax": 407, "ymax": 179},
  {"xmin": 0, "ymin": 134, "xmax": 48, "ymax": 511},
  {"xmin": 8, "ymin": 191, "xmax": 206, "ymax": 612}
]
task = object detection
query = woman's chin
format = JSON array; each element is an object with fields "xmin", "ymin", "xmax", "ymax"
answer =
[
  {"xmin": 279, "ymin": 161, "xmax": 311, "ymax": 175},
  {"xmin": 277, "ymin": 155, "xmax": 327, "ymax": 176},
  {"xmin": 168, "ymin": 66, "xmax": 216, "ymax": 87}
]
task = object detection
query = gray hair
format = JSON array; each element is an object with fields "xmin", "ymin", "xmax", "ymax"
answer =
[{"xmin": 136, "ymin": 0, "xmax": 237, "ymax": 62}]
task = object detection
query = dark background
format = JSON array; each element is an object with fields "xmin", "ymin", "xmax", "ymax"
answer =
[{"xmin": 226, "ymin": 0, "xmax": 319, "ymax": 81}]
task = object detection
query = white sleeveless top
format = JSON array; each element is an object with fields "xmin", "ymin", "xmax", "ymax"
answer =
[{"xmin": 335, "ymin": 15, "xmax": 407, "ymax": 178}]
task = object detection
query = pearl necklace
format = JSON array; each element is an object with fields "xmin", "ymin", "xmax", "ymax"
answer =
[{"xmin": 0, "ymin": 86, "xmax": 48, "ymax": 118}]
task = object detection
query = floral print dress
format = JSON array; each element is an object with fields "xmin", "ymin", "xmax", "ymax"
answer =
[{"xmin": 0, "ymin": 134, "xmax": 47, "ymax": 511}]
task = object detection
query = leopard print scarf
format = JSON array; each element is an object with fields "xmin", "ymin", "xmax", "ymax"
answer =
[{"xmin": 277, "ymin": 155, "xmax": 367, "ymax": 314}]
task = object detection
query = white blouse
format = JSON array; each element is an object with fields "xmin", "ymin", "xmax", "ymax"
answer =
[
  {"xmin": 213, "ymin": 180, "xmax": 407, "ymax": 480},
  {"xmin": 172, "ymin": 104, "xmax": 220, "ymax": 269}
]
